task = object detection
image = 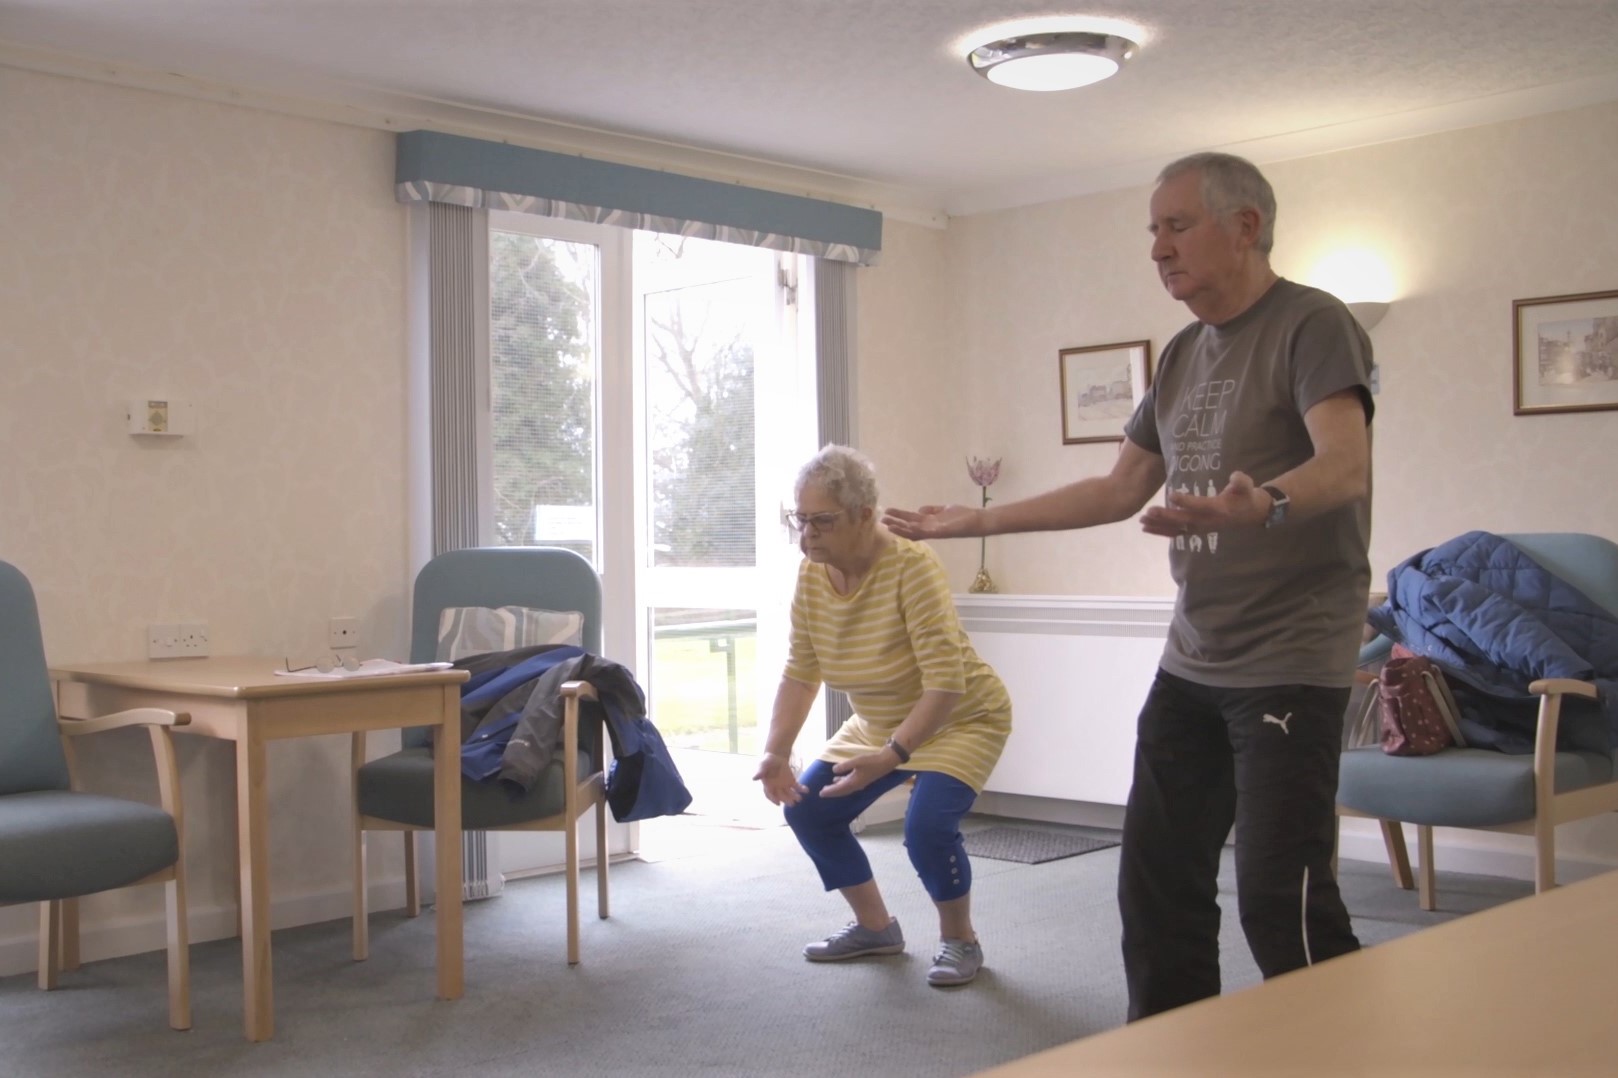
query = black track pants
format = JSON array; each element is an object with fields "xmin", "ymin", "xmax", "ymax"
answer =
[{"xmin": 1118, "ymin": 669, "xmax": 1361, "ymax": 1021}]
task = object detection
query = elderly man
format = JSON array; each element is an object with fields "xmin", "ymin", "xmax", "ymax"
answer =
[{"xmin": 884, "ymin": 152, "xmax": 1374, "ymax": 1019}]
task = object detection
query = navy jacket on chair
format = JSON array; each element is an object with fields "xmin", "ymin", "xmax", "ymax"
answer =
[
  {"xmin": 1368, "ymin": 530, "xmax": 1618, "ymax": 753},
  {"xmin": 449, "ymin": 644, "xmax": 693, "ymax": 822}
]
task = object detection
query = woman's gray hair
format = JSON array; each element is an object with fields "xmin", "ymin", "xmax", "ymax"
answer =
[
  {"xmin": 1158, "ymin": 152, "xmax": 1277, "ymax": 255},
  {"xmin": 796, "ymin": 444, "xmax": 879, "ymax": 512}
]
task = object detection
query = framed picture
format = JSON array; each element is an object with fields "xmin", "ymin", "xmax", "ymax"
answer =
[
  {"xmin": 1513, "ymin": 289, "xmax": 1618, "ymax": 416},
  {"xmin": 1059, "ymin": 340, "xmax": 1153, "ymax": 444}
]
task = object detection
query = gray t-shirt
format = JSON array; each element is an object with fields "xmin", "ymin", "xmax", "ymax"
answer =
[{"xmin": 1124, "ymin": 279, "xmax": 1374, "ymax": 688}]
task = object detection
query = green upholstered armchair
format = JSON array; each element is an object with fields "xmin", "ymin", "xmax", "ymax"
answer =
[
  {"xmin": 1337, "ymin": 533, "xmax": 1618, "ymax": 910},
  {"xmin": 0, "ymin": 560, "xmax": 191, "ymax": 1029},
  {"xmin": 350, "ymin": 546, "xmax": 609, "ymax": 966}
]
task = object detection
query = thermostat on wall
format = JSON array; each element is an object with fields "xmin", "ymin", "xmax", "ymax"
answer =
[{"xmin": 127, "ymin": 398, "xmax": 194, "ymax": 436}]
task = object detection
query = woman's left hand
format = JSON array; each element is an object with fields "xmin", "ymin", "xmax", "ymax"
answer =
[{"xmin": 818, "ymin": 751, "xmax": 896, "ymax": 798}]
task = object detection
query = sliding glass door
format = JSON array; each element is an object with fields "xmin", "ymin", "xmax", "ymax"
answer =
[
  {"xmin": 632, "ymin": 233, "xmax": 816, "ymax": 822},
  {"xmin": 485, "ymin": 215, "xmax": 819, "ymax": 827}
]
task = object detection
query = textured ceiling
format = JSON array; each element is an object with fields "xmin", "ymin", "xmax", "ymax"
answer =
[{"xmin": 3, "ymin": 0, "xmax": 1617, "ymax": 216}]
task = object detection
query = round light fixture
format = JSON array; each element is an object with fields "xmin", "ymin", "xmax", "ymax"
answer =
[{"xmin": 967, "ymin": 31, "xmax": 1137, "ymax": 92}]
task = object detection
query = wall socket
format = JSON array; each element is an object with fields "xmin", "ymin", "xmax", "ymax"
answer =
[
  {"xmin": 328, "ymin": 617, "xmax": 360, "ymax": 650},
  {"xmin": 148, "ymin": 622, "xmax": 209, "ymax": 659}
]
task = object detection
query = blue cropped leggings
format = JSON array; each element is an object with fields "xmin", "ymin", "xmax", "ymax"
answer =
[{"xmin": 783, "ymin": 760, "xmax": 979, "ymax": 902}]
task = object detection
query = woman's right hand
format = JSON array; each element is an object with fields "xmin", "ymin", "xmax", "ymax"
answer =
[{"xmin": 753, "ymin": 753, "xmax": 807, "ymax": 806}]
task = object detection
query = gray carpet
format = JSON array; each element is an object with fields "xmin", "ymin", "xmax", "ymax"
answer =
[
  {"xmin": 964, "ymin": 825, "xmax": 1119, "ymax": 864},
  {"xmin": 0, "ymin": 814, "xmax": 1533, "ymax": 1078}
]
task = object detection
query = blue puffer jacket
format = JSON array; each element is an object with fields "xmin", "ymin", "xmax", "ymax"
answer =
[
  {"xmin": 452, "ymin": 644, "xmax": 693, "ymax": 822},
  {"xmin": 1366, "ymin": 531, "xmax": 1618, "ymax": 754}
]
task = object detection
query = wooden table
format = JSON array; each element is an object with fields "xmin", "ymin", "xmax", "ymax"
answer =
[
  {"xmin": 975, "ymin": 868, "xmax": 1618, "ymax": 1076},
  {"xmin": 50, "ymin": 656, "xmax": 469, "ymax": 1042}
]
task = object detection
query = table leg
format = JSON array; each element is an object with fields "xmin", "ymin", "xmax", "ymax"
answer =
[
  {"xmin": 236, "ymin": 728, "xmax": 274, "ymax": 1041},
  {"xmin": 433, "ymin": 683, "xmax": 464, "ymax": 1000},
  {"xmin": 351, "ymin": 732, "xmax": 369, "ymax": 962}
]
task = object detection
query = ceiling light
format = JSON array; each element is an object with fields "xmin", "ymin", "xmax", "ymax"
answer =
[{"xmin": 967, "ymin": 31, "xmax": 1137, "ymax": 92}]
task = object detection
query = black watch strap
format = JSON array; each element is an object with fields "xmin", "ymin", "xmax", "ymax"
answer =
[
  {"xmin": 1260, "ymin": 484, "xmax": 1290, "ymax": 529},
  {"xmin": 885, "ymin": 737, "xmax": 911, "ymax": 764}
]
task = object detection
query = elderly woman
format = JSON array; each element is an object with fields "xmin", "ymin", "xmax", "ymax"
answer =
[{"xmin": 753, "ymin": 445, "xmax": 1012, "ymax": 987}]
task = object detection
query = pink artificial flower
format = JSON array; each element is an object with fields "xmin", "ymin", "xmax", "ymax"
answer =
[{"xmin": 966, "ymin": 456, "xmax": 1001, "ymax": 488}]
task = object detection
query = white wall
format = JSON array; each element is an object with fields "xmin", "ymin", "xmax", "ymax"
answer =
[
  {"xmin": 0, "ymin": 67, "xmax": 418, "ymax": 970},
  {"xmin": 852, "ymin": 217, "xmax": 971, "ymax": 578}
]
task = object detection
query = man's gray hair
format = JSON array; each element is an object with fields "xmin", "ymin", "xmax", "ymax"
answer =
[
  {"xmin": 1158, "ymin": 152, "xmax": 1277, "ymax": 255},
  {"xmin": 796, "ymin": 444, "xmax": 879, "ymax": 512}
]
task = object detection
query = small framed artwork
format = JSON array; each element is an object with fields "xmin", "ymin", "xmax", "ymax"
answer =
[
  {"xmin": 1059, "ymin": 340, "xmax": 1153, "ymax": 444},
  {"xmin": 1512, "ymin": 289, "xmax": 1618, "ymax": 416}
]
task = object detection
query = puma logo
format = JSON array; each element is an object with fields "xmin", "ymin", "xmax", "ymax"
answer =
[{"xmin": 1263, "ymin": 712, "xmax": 1292, "ymax": 735}]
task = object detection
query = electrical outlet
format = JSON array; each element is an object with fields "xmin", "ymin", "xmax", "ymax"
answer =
[
  {"xmin": 329, "ymin": 617, "xmax": 360, "ymax": 651},
  {"xmin": 148, "ymin": 621, "xmax": 208, "ymax": 659},
  {"xmin": 177, "ymin": 622, "xmax": 210, "ymax": 657},
  {"xmin": 147, "ymin": 623, "xmax": 181, "ymax": 659}
]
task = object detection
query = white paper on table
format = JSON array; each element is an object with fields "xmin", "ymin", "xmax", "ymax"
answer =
[{"xmin": 273, "ymin": 659, "xmax": 455, "ymax": 680}]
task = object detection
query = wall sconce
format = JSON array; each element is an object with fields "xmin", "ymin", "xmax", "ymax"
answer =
[
  {"xmin": 1308, "ymin": 249, "xmax": 1395, "ymax": 334},
  {"xmin": 1346, "ymin": 301, "xmax": 1390, "ymax": 332}
]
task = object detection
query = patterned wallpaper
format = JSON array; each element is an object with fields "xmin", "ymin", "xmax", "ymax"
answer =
[
  {"xmin": 860, "ymin": 100, "xmax": 1618, "ymax": 597},
  {"xmin": 851, "ymin": 220, "xmax": 969, "ymax": 579},
  {"xmin": 0, "ymin": 67, "xmax": 412, "ymax": 943}
]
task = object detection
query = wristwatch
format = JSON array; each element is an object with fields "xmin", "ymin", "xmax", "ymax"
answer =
[
  {"xmin": 885, "ymin": 737, "xmax": 911, "ymax": 765},
  {"xmin": 1260, "ymin": 485, "xmax": 1290, "ymax": 529}
]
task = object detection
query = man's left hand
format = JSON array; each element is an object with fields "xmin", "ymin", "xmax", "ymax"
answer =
[{"xmin": 1139, "ymin": 469, "xmax": 1270, "ymax": 537}]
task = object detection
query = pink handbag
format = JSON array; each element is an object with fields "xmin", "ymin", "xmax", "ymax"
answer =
[{"xmin": 1376, "ymin": 644, "xmax": 1467, "ymax": 756}]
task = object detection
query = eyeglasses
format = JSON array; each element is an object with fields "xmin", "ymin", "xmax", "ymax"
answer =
[
  {"xmin": 284, "ymin": 654, "xmax": 362, "ymax": 674},
  {"xmin": 786, "ymin": 509, "xmax": 847, "ymax": 534}
]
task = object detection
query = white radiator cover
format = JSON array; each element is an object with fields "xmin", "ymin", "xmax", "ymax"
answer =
[
  {"xmin": 956, "ymin": 594, "xmax": 1174, "ymax": 806},
  {"xmin": 462, "ymin": 829, "xmax": 505, "ymax": 901},
  {"xmin": 954, "ymin": 593, "xmax": 1618, "ymax": 886},
  {"xmin": 415, "ymin": 830, "xmax": 506, "ymax": 904}
]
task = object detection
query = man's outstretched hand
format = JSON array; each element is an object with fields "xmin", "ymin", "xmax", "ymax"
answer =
[
  {"xmin": 881, "ymin": 504, "xmax": 982, "ymax": 540},
  {"xmin": 1139, "ymin": 470, "xmax": 1270, "ymax": 537}
]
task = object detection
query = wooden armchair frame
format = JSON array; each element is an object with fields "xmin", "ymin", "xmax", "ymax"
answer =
[
  {"xmin": 15, "ymin": 707, "xmax": 193, "ymax": 1030},
  {"xmin": 351, "ymin": 680, "xmax": 609, "ymax": 965},
  {"xmin": 1340, "ymin": 677, "xmax": 1613, "ymax": 910}
]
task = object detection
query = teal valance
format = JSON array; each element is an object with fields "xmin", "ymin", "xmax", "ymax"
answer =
[{"xmin": 396, "ymin": 130, "xmax": 882, "ymax": 265}]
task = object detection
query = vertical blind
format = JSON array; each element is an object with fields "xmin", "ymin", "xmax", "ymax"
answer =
[{"xmin": 428, "ymin": 202, "xmax": 483, "ymax": 556}]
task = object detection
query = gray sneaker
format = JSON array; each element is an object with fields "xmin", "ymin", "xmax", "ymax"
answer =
[
  {"xmin": 926, "ymin": 938, "xmax": 984, "ymax": 986},
  {"xmin": 803, "ymin": 919, "xmax": 905, "ymax": 962}
]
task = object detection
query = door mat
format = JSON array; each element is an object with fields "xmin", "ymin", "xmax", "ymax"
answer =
[{"xmin": 963, "ymin": 826, "xmax": 1120, "ymax": 865}]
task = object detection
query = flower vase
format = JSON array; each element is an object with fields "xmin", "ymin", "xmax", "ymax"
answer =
[
  {"xmin": 964, "ymin": 459, "xmax": 1003, "ymax": 595},
  {"xmin": 969, "ymin": 534, "xmax": 997, "ymax": 593}
]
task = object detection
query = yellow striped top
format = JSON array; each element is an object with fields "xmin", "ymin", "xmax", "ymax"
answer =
[{"xmin": 783, "ymin": 536, "xmax": 1011, "ymax": 792}]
